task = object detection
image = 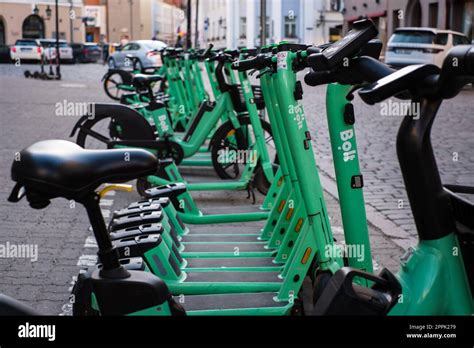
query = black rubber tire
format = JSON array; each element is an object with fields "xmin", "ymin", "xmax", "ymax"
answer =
[
  {"xmin": 210, "ymin": 116, "xmax": 275, "ymax": 180},
  {"xmin": 71, "ymin": 272, "xmax": 99, "ymax": 316},
  {"xmin": 312, "ymin": 271, "xmax": 332, "ymax": 306},
  {"xmin": 103, "ymin": 71, "xmax": 125, "ymax": 101},
  {"xmin": 76, "ymin": 117, "xmax": 115, "ymax": 150},
  {"xmin": 252, "ymin": 163, "xmax": 280, "ymax": 195},
  {"xmin": 136, "ymin": 177, "xmax": 152, "ymax": 198}
]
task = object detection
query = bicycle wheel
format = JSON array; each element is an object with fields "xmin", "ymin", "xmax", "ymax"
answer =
[{"xmin": 103, "ymin": 72, "xmax": 128, "ymax": 101}]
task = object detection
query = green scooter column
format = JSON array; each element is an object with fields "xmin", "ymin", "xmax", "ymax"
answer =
[
  {"xmin": 258, "ymin": 73, "xmax": 295, "ymax": 241},
  {"xmin": 260, "ymin": 73, "xmax": 308, "ymax": 262},
  {"xmin": 326, "ymin": 83, "xmax": 373, "ymax": 275},
  {"xmin": 272, "ymin": 50, "xmax": 340, "ymax": 274}
]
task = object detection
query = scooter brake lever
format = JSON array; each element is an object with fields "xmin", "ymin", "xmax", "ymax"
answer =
[{"xmin": 255, "ymin": 67, "xmax": 272, "ymax": 79}]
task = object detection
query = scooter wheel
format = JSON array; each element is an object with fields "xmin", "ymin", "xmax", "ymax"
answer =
[
  {"xmin": 24, "ymin": 71, "xmax": 31, "ymax": 78},
  {"xmin": 312, "ymin": 272, "xmax": 332, "ymax": 306},
  {"xmin": 252, "ymin": 164, "xmax": 279, "ymax": 195},
  {"xmin": 210, "ymin": 116, "xmax": 276, "ymax": 180},
  {"xmin": 155, "ymin": 140, "xmax": 184, "ymax": 165},
  {"xmin": 33, "ymin": 71, "xmax": 40, "ymax": 79},
  {"xmin": 136, "ymin": 177, "xmax": 152, "ymax": 198},
  {"xmin": 71, "ymin": 271, "xmax": 99, "ymax": 316}
]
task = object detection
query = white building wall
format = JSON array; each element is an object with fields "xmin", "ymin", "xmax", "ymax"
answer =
[{"xmin": 191, "ymin": 0, "xmax": 343, "ymax": 48}]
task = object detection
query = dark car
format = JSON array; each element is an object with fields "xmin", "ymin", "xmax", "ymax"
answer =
[
  {"xmin": 0, "ymin": 44, "xmax": 12, "ymax": 63},
  {"xmin": 71, "ymin": 42, "xmax": 102, "ymax": 63}
]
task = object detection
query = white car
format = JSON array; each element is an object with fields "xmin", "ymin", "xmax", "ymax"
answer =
[
  {"xmin": 40, "ymin": 39, "xmax": 74, "ymax": 63},
  {"xmin": 385, "ymin": 27, "xmax": 470, "ymax": 68},
  {"xmin": 10, "ymin": 39, "xmax": 43, "ymax": 61},
  {"xmin": 108, "ymin": 40, "xmax": 167, "ymax": 69}
]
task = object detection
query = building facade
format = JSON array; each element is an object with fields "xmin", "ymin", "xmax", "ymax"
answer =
[
  {"xmin": 343, "ymin": 0, "xmax": 474, "ymax": 48},
  {"xmin": 0, "ymin": 0, "xmax": 85, "ymax": 45},
  {"xmin": 152, "ymin": 0, "xmax": 186, "ymax": 45},
  {"xmin": 190, "ymin": 0, "xmax": 344, "ymax": 49},
  {"xmin": 106, "ymin": 0, "xmax": 184, "ymax": 44},
  {"xmin": 83, "ymin": 0, "xmax": 106, "ymax": 43}
]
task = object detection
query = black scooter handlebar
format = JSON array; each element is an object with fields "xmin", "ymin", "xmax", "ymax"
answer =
[
  {"xmin": 359, "ymin": 45, "xmax": 474, "ymax": 104},
  {"xmin": 304, "ymin": 56, "xmax": 394, "ymax": 87},
  {"xmin": 200, "ymin": 44, "xmax": 214, "ymax": 60},
  {"xmin": 231, "ymin": 55, "xmax": 272, "ymax": 72}
]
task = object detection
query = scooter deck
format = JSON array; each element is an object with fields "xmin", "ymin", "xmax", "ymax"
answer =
[
  {"xmin": 182, "ymin": 234, "xmax": 261, "ymax": 242},
  {"xmin": 184, "ymin": 292, "xmax": 291, "ymax": 315},
  {"xmin": 184, "ymin": 270, "xmax": 281, "ymax": 283},
  {"xmin": 185, "ymin": 257, "xmax": 280, "ymax": 269},
  {"xmin": 167, "ymin": 270, "xmax": 283, "ymax": 294},
  {"xmin": 182, "ymin": 242, "xmax": 269, "ymax": 253},
  {"xmin": 187, "ymin": 224, "xmax": 263, "ymax": 235},
  {"xmin": 199, "ymin": 205, "xmax": 265, "ymax": 215}
]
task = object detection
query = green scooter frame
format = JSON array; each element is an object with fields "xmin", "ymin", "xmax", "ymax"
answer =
[{"xmin": 117, "ymin": 45, "xmax": 345, "ymax": 299}]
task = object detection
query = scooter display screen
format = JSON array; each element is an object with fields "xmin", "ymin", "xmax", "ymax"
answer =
[{"xmin": 310, "ymin": 19, "xmax": 378, "ymax": 71}]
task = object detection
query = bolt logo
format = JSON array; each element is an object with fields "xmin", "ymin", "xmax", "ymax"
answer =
[
  {"xmin": 158, "ymin": 115, "xmax": 169, "ymax": 133},
  {"xmin": 242, "ymin": 80, "xmax": 251, "ymax": 94},
  {"xmin": 289, "ymin": 103, "xmax": 305, "ymax": 129},
  {"xmin": 338, "ymin": 129, "xmax": 356, "ymax": 162}
]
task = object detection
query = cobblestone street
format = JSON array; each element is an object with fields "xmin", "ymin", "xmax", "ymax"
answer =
[{"xmin": 0, "ymin": 62, "xmax": 471, "ymax": 314}]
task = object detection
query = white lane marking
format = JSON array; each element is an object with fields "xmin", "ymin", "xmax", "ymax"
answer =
[
  {"xmin": 84, "ymin": 236, "xmax": 98, "ymax": 249},
  {"xmin": 101, "ymin": 209, "xmax": 110, "ymax": 218},
  {"xmin": 60, "ymin": 83, "xmax": 86, "ymax": 88},
  {"xmin": 77, "ymin": 254, "xmax": 98, "ymax": 267},
  {"xmin": 104, "ymin": 191, "xmax": 116, "ymax": 196},
  {"xmin": 100, "ymin": 199, "xmax": 114, "ymax": 206}
]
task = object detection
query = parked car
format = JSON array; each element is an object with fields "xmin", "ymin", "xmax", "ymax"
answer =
[
  {"xmin": 39, "ymin": 39, "xmax": 74, "ymax": 63},
  {"xmin": 0, "ymin": 44, "xmax": 12, "ymax": 63},
  {"xmin": 71, "ymin": 42, "xmax": 102, "ymax": 63},
  {"xmin": 385, "ymin": 27, "xmax": 470, "ymax": 68},
  {"xmin": 10, "ymin": 39, "xmax": 43, "ymax": 62},
  {"xmin": 107, "ymin": 40, "xmax": 167, "ymax": 69}
]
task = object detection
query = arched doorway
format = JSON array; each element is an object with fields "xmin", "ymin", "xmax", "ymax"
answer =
[
  {"xmin": 406, "ymin": 0, "xmax": 422, "ymax": 27},
  {"xmin": 0, "ymin": 17, "xmax": 5, "ymax": 45},
  {"xmin": 22, "ymin": 15, "xmax": 45, "ymax": 39}
]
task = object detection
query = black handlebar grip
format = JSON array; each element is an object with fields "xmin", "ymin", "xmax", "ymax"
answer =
[
  {"xmin": 351, "ymin": 56, "xmax": 394, "ymax": 83},
  {"xmin": 467, "ymin": 47, "xmax": 474, "ymax": 74},
  {"xmin": 304, "ymin": 71, "xmax": 336, "ymax": 87},
  {"xmin": 202, "ymin": 44, "xmax": 214, "ymax": 59},
  {"xmin": 358, "ymin": 64, "xmax": 440, "ymax": 105},
  {"xmin": 440, "ymin": 45, "xmax": 474, "ymax": 79},
  {"xmin": 207, "ymin": 54, "xmax": 221, "ymax": 62},
  {"xmin": 231, "ymin": 57, "xmax": 259, "ymax": 71}
]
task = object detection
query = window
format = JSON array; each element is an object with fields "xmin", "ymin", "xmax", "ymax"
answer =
[
  {"xmin": 428, "ymin": 3, "xmax": 438, "ymax": 27},
  {"xmin": 391, "ymin": 30, "xmax": 436, "ymax": 44},
  {"xmin": 392, "ymin": 9, "xmax": 400, "ymax": 31},
  {"xmin": 434, "ymin": 33, "xmax": 448, "ymax": 45},
  {"xmin": 453, "ymin": 34, "xmax": 469, "ymax": 45},
  {"xmin": 221, "ymin": 19, "xmax": 227, "ymax": 40},
  {"xmin": 240, "ymin": 17, "xmax": 247, "ymax": 39},
  {"xmin": 121, "ymin": 43, "xmax": 133, "ymax": 51},
  {"xmin": 257, "ymin": 16, "xmax": 270, "ymax": 39},
  {"xmin": 329, "ymin": 27, "xmax": 341, "ymax": 42},
  {"xmin": 330, "ymin": 0, "xmax": 341, "ymax": 12},
  {"xmin": 284, "ymin": 15, "xmax": 297, "ymax": 38}
]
